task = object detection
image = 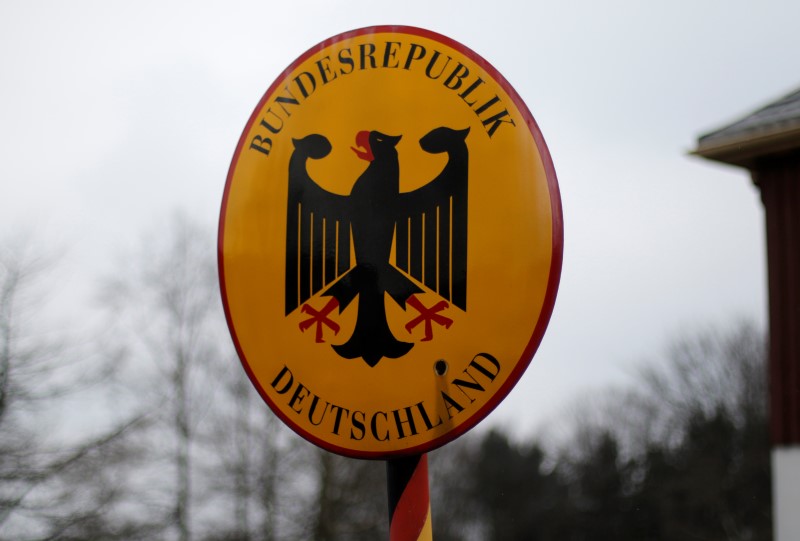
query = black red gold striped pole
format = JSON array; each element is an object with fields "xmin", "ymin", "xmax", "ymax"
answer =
[{"xmin": 386, "ymin": 454, "xmax": 433, "ymax": 540}]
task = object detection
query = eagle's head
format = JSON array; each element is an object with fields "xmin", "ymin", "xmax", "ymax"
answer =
[
  {"xmin": 419, "ymin": 127, "xmax": 470, "ymax": 154},
  {"xmin": 291, "ymin": 134, "xmax": 331, "ymax": 159},
  {"xmin": 351, "ymin": 130, "xmax": 401, "ymax": 162}
]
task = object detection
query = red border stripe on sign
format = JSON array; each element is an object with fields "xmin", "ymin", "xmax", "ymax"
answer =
[{"xmin": 218, "ymin": 25, "xmax": 563, "ymax": 459}]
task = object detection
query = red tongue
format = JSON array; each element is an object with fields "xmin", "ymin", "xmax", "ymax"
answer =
[{"xmin": 351, "ymin": 130, "xmax": 374, "ymax": 162}]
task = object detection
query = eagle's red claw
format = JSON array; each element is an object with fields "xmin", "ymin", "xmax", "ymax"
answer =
[
  {"xmin": 405, "ymin": 295, "xmax": 453, "ymax": 342},
  {"xmin": 299, "ymin": 298, "xmax": 340, "ymax": 343}
]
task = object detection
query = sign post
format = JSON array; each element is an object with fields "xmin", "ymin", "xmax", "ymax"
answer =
[
  {"xmin": 219, "ymin": 25, "xmax": 562, "ymax": 537},
  {"xmin": 387, "ymin": 454, "xmax": 432, "ymax": 541}
]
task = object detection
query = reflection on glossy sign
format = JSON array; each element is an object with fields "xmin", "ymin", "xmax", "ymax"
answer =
[{"xmin": 219, "ymin": 26, "xmax": 562, "ymax": 458}]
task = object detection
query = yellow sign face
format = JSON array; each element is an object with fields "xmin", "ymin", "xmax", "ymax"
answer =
[{"xmin": 219, "ymin": 26, "xmax": 562, "ymax": 458}]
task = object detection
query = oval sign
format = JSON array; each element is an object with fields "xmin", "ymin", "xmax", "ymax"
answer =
[{"xmin": 219, "ymin": 26, "xmax": 562, "ymax": 458}]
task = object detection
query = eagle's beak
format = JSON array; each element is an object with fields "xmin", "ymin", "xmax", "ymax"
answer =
[{"xmin": 351, "ymin": 130, "xmax": 374, "ymax": 162}]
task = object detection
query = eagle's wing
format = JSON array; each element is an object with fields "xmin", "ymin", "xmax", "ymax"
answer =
[
  {"xmin": 285, "ymin": 134, "xmax": 352, "ymax": 315},
  {"xmin": 395, "ymin": 127, "xmax": 469, "ymax": 310}
]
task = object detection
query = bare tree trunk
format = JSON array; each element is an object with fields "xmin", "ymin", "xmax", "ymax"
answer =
[
  {"xmin": 175, "ymin": 350, "xmax": 191, "ymax": 541},
  {"xmin": 0, "ymin": 262, "xmax": 19, "ymax": 424},
  {"xmin": 258, "ymin": 409, "xmax": 280, "ymax": 541},
  {"xmin": 233, "ymin": 376, "xmax": 252, "ymax": 540},
  {"xmin": 313, "ymin": 450, "xmax": 336, "ymax": 541}
]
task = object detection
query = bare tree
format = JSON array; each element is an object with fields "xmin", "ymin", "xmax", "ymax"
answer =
[
  {"xmin": 0, "ymin": 235, "xmax": 148, "ymax": 540},
  {"xmin": 106, "ymin": 214, "xmax": 364, "ymax": 541},
  {"xmin": 306, "ymin": 448, "xmax": 387, "ymax": 541},
  {"xmin": 102, "ymin": 214, "xmax": 224, "ymax": 541},
  {"xmin": 196, "ymin": 357, "xmax": 303, "ymax": 541},
  {"xmin": 429, "ymin": 435, "xmax": 488, "ymax": 541},
  {"xmin": 623, "ymin": 320, "xmax": 768, "ymax": 452},
  {"xmin": 544, "ymin": 320, "xmax": 771, "ymax": 540}
]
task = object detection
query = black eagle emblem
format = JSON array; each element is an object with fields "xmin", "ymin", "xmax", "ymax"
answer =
[{"xmin": 285, "ymin": 127, "xmax": 469, "ymax": 367}]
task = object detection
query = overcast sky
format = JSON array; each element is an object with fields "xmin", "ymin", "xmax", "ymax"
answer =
[{"xmin": 2, "ymin": 1, "xmax": 798, "ymax": 437}]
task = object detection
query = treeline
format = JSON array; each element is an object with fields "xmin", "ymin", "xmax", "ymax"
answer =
[
  {"xmin": 430, "ymin": 320, "xmax": 771, "ymax": 540},
  {"xmin": 0, "ymin": 217, "xmax": 770, "ymax": 540}
]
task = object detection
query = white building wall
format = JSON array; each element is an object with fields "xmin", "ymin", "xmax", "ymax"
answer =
[{"xmin": 774, "ymin": 448, "xmax": 800, "ymax": 541}]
